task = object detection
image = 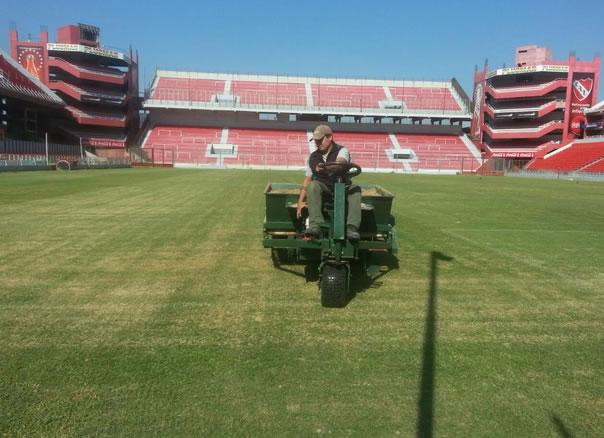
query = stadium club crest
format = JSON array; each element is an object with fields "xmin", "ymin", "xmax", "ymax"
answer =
[{"xmin": 572, "ymin": 78, "xmax": 593, "ymax": 102}]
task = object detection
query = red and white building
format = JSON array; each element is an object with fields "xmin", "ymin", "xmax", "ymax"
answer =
[
  {"xmin": 524, "ymin": 100, "xmax": 604, "ymax": 174},
  {"xmin": 141, "ymin": 71, "xmax": 482, "ymax": 173},
  {"xmin": 470, "ymin": 45, "xmax": 600, "ymax": 166},
  {"xmin": 9, "ymin": 23, "xmax": 139, "ymax": 157},
  {"xmin": 0, "ymin": 47, "xmax": 64, "ymax": 141}
]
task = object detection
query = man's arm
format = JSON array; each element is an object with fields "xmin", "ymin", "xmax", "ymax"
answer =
[
  {"xmin": 296, "ymin": 175, "xmax": 312, "ymax": 218},
  {"xmin": 336, "ymin": 147, "xmax": 351, "ymax": 163}
]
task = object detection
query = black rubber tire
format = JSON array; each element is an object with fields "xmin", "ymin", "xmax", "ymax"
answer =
[{"xmin": 320, "ymin": 263, "xmax": 349, "ymax": 308}]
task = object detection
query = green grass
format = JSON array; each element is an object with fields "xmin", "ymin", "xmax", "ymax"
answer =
[{"xmin": 0, "ymin": 168, "xmax": 602, "ymax": 437}]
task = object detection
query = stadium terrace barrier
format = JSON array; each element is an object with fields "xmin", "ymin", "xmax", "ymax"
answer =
[
  {"xmin": 506, "ymin": 169, "xmax": 604, "ymax": 182},
  {"xmin": 1, "ymin": 138, "xmax": 81, "ymax": 158},
  {"xmin": 0, "ymin": 139, "xmax": 131, "ymax": 171},
  {"xmin": 72, "ymin": 157, "xmax": 131, "ymax": 169},
  {"xmin": 0, "ymin": 154, "xmax": 131, "ymax": 171},
  {"xmin": 139, "ymin": 127, "xmax": 483, "ymax": 174},
  {"xmin": 145, "ymin": 73, "xmax": 470, "ymax": 117},
  {"xmin": 0, "ymin": 156, "xmax": 51, "ymax": 171},
  {"xmin": 133, "ymin": 147, "xmax": 480, "ymax": 175}
]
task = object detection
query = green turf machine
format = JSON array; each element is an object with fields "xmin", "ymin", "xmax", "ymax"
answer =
[{"xmin": 263, "ymin": 162, "xmax": 398, "ymax": 307}]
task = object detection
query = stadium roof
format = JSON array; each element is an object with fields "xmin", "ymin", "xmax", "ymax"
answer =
[{"xmin": 0, "ymin": 48, "xmax": 64, "ymax": 107}]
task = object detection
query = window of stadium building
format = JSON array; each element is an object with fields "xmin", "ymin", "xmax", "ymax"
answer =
[{"xmin": 259, "ymin": 113, "xmax": 277, "ymax": 121}]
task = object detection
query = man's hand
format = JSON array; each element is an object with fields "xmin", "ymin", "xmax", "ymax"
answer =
[
  {"xmin": 316, "ymin": 162, "xmax": 326, "ymax": 173},
  {"xmin": 296, "ymin": 202, "xmax": 306, "ymax": 218}
]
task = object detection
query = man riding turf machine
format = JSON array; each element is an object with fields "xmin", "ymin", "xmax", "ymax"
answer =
[{"xmin": 263, "ymin": 161, "xmax": 398, "ymax": 307}]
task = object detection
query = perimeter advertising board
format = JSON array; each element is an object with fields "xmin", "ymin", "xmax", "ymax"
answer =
[{"xmin": 470, "ymin": 81, "xmax": 484, "ymax": 142}]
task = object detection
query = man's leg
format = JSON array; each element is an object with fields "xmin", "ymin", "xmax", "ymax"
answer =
[
  {"xmin": 346, "ymin": 185, "xmax": 362, "ymax": 240},
  {"xmin": 306, "ymin": 180, "xmax": 329, "ymax": 229},
  {"xmin": 346, "ymin": 184, "xmax": 362, "ymax": 229}
]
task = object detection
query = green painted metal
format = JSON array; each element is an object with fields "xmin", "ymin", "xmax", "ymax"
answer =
[
  {"xmin": 263, "ymin": 237, "xmax": 391, "ymax": 251},
  {"xmin": 263, "ymin": 180, "xmax": 398, "ymax": 301},
  {"xmin": 264, "ymin": 183, "xmax": 301, "ymax": 229},
  {"xmin": 333, "ymin": 182, "xmax": 346, "ymax": 241}
]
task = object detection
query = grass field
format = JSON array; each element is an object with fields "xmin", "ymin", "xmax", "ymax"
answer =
[{"xmin": 0, "ymin": 168, "xmax": 603, "ymax": 437}]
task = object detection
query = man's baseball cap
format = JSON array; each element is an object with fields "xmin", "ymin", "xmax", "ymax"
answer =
[{"xmin": 309, "ymin": 124, "xmax": 333, "ymax": 141}]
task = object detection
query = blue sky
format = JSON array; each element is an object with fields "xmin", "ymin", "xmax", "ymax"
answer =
[{"xmin": 3, "ymin": 0, "xmax": 603, "ymax": 100}]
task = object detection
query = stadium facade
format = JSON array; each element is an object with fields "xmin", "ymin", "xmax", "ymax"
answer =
[
  {"xmin": 9, "ymin": 23, "xmax": 139, "ymax": 156},
  {"xmin": 471, "ymin": 45, "xmax": 601, "ymax": 167},
  {"xmin": 0, "ymin": 47, "xmax": 63, "ymax": 140}
]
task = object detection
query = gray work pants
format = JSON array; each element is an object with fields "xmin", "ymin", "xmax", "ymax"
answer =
[{"xmin": 306, "ymin": 180, "xmax": 362, "ymax": 229}]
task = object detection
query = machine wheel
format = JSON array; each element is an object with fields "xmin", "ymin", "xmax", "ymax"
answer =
[{"xmin": 320, "ymin": 263, "xmax": 349, "ymax": 308}]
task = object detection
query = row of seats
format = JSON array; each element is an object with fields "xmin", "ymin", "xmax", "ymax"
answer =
[
  {"xmin": 142, "ymin": 126, "xmax": 479, "ymax": 171},
  {"xmin": 581, "ymin": 158, "xmax": 604, "ymax": 173},
  {"xmin": 527, "ymin": 141, "xmax": 604, "ymax": 172},
  {"xmin": 149, "ymin": 77, "xmax": 462, "ymax": 111}
]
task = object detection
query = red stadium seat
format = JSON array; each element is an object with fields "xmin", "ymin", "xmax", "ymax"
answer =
[{"xmin": 527, "ymin": 141, "xmax": 604, "ymax": 172}]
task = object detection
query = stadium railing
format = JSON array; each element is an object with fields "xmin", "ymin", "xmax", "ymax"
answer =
[
  {"xmin": 145, "ymin": 75, "xmax": 470, "ymax": 116},
  {"xmin": 0, "ymin": 138, "xmax": 131, "ymax": 171},
  {"xmin": 1, "ymin": 138, "xmax": 81, "ymax": 158},
  {"xmin": 134, "ymin": 146, "xmax": 479, "ymax": 174},
  {"xmin": 506, "ymin": 168, "xmax": 604, "ymax": 182}
]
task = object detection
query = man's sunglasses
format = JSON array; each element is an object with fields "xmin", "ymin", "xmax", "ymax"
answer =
[{"xmin": 313, "ymin": 136, "xmax": 325, "ymax": 144}]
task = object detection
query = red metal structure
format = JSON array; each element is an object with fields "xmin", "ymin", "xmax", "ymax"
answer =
[
  {"xmin": 0, "ymin": 48, "xmax": 64, "ymax": 143},
  {"xmin": 470, "ymin": 46, "xmax": 601, "ymax": 168},
  {"xmin": 10, "ymin": 24, "xmax": 139, "ymax": 157}
]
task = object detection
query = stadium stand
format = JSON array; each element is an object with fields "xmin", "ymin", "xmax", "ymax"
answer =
[
  {"xmin": 527, "ymin": 140, "xmax": 604, "ymax": 171},
  {"xmin": 65, "ymin": 106, "xmax": 127, "ymax": 127},
  {"xmin": 484, "ymin": 120, "xmax": 565, "ymax": 140},
  {"xmin": 232, "ymin": 81, "xmax": 306, "ymax": 106},
  {"xmin": 143, "ymin": 126, "xmax": 309, "ymax": 167},
  {"xmin": 146, "ymin": 71, "xmax": 469, "ymax": 115},
  {"xmin": 10, "ymin": 24, "xmax": 138, "ymax": 155},
  {"xmin": 140, "ymin": 69, "xmax": 477, "ymax": 173},
  {"xmin": 389, "ymin": 86, "xmax": 461, "ymax": 110},
  {"xmin": 50, "ymin": 81, "xmax": 126, "ymax": 104},
  {"xmin": 581, "ymin": 158, "xmax": 604, "ymax": 173},
  {"xmin": 141, "ymin": 125, "xmax": 481, "ymax": 173},
  {"xmin": 143, "ymin": 126, "xmax": 224, "ymax": 164},
  {"xmin": 471, "ymin": 46, "xmax": 600, "ymax": 168},
  {"xmin": 484, "ymin": 79, "xmax": 567, "ymax": 99},
  {"xmin": 222, "ymin": 129, "xmax": 309, "ymax": 168},
  {"xmin": 150, "ymin": 77, "xmax": 225, "ymax": 102},
  {"xmin": 325, "ymin": 131, "xmax": 395, "ymax": 170},
  {"xmin": 48, "ymin": 57, "xmax": 127, "ymax": 84},
  {"xmin": 311, "ymin": 84, "xmax": 386, "ymax": 109},
  {"xmin": 394, "ymin": 134, "xmax": 481, "ymax": 171}
]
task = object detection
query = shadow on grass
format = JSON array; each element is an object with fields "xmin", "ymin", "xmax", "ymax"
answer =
[
  {"xmin": 272, "ymin": 248, "xmax": 398, "ymax": 307},
  {"xmin": 351, "ymin": 250, "xmax": 399, "ymax": 291},
  {"xmin": 551, "ymin": 414, "xmax": 574, "ymax": 438},
  {"xmin": 416, "ymin": 251, "xmax": 453, "ymax": 438}
]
